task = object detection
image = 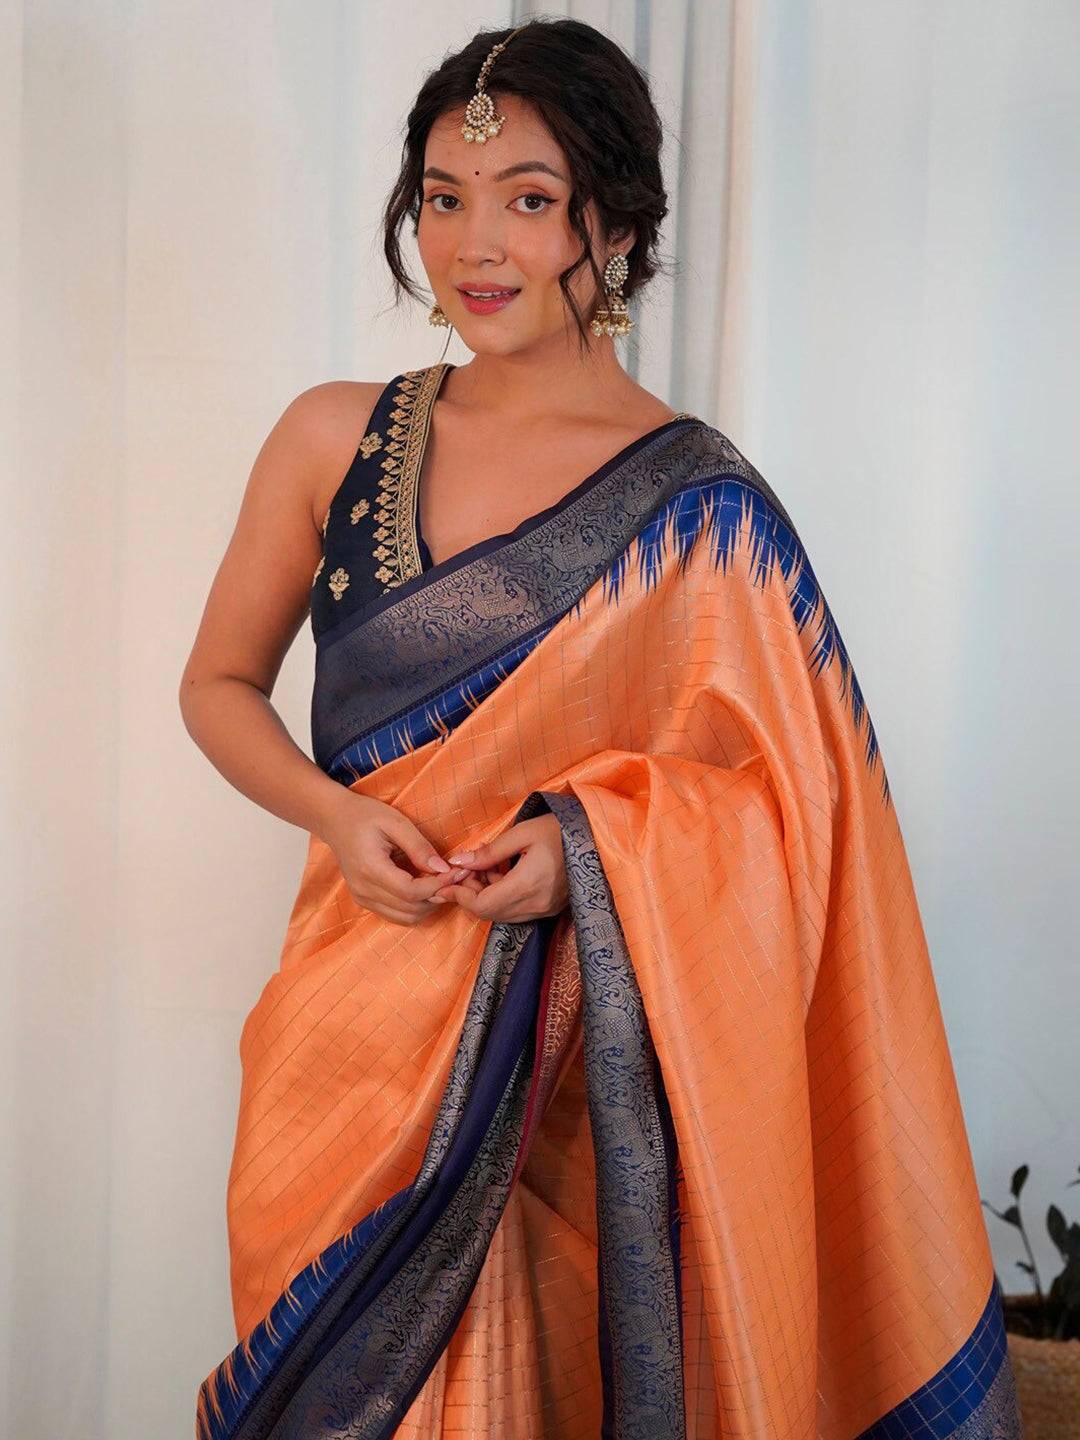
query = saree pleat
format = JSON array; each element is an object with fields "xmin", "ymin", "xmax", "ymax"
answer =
[{"xmin": 197, "ymin": 393, "xmax": 1022, "ymax": 1438}]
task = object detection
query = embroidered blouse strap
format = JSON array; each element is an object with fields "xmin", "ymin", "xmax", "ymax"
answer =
[{"xmin": 309, "ymin": 364, "xmax": 453, "ymax": 639}]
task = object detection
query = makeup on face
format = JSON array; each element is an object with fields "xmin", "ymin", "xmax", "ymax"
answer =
[{"xmin": 455, "ymin": 285, "xmax": 522, "ymax": 314}]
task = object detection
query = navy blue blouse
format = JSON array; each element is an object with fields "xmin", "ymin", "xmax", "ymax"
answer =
[{"xmin": 309, "ymin": 365, "xmax": 450, "ymax": 640}]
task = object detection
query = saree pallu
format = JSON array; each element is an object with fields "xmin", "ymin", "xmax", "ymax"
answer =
[{"xmin": 197, "ymin": 409, "xmax": 1022, "ymax": 1438}]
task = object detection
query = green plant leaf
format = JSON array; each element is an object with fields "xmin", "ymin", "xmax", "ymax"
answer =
[{"xmin": 1047, "ymin": 1204, "xmax": 1067, "ymax": 1255}]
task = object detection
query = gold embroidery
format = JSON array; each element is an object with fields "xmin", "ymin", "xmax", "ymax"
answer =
[
  {"xmin": 350, "ymin": 497, "xmax": 370, "ymax": 525},
  {"xmin": 358, "ymin": 430, "xmax": 383, "ymax": 460},
  {"xmin": 369, "ymin": 364, "xmax": 452, "ymax": 594},
  {"xmin": 322, "ymin": 507, "xmax": 330, "ymax": 536},
  {"xmin": 328, "ymin": 566, "xmax": 350, "ymax": 601},
  {"xmin": 312, "ymin": 555, "xmax": 325, "ymax": 585}
]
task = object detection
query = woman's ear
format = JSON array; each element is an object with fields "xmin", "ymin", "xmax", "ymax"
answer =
[{"xmin": 610, "ymin": 223, "xmax": 637, "ymax": 258}]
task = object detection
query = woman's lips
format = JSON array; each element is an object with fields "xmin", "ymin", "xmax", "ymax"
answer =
[{"xmin": 457, "ymin": 288, "xmax": 521, "ymax": 315}]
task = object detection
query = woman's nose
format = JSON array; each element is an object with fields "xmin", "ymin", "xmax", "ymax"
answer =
[{"xmin": 455, "ymin": 201, "xmax": 507, "ymax": 259}]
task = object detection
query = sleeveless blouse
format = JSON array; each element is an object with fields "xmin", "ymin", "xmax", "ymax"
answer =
[{"xmin": 309, "ymin": 362, "xmax": 695, "ymax": 642}]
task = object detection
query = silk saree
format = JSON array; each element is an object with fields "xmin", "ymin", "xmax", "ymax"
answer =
[{"xmin": 197, "ymin": 364, "xmax": 1022, "ymax": 1438}]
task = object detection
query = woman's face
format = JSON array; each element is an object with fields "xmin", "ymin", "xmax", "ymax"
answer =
[{"xmin": 417, "ymin": 93, "xmax": 621, "ymax": 355}]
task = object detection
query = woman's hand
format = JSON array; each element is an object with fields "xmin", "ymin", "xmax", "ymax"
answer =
[
  {"xmin": 320, "ymin": 792, "xmax": 474, "ymax": 926},
  {"xmin": 429, "ymin": 814, "xmax": 569, "ymax": 923}
]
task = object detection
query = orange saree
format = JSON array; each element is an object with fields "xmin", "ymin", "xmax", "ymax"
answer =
[{"xmin": 196, "ymin": 364, "xmax": 1022, "ymax": 1438}]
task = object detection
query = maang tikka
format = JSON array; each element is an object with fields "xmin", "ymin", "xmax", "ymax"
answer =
[
  {"xmin": 460, "ymin": 22, "xmax": 532, "ymax": 144},
  {"xmin": 428, "ymin": 22, "xmax": 635, "ymax": 339}
]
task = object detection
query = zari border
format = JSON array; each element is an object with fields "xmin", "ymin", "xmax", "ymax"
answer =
[
  {"xmin": 540, "ymin": 788, "xmax": 687, "ymax": 1438},
  {"xmin": 372, "ymin": 363, "xmax": 451, "ymax": 591}
]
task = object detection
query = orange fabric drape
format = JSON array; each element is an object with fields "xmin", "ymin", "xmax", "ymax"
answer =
[{"xmin": 208, "ymin": 477, "xmax": 1015, "ymax": 1438}]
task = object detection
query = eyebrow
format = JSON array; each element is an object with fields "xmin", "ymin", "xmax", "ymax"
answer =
[{"xmin": 422, "ymin": 160, "xmax": 568, "ymax": 185}]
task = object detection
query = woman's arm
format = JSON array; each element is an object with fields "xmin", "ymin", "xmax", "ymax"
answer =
[{"xmin": 178, "ymin": 381, "xmax": 383, "ymax": 845}]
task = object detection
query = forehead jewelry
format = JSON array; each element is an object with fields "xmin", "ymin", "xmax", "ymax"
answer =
[{"xmin": 461, "ymin": 23, "xmax": 532, "ymax": 143}]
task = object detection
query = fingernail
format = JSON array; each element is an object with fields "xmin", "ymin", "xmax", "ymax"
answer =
[
  {"xmin": 430, "ymin": 894, "xmax": 447, "ymax": 904},
  {"xmin": 446, "ymin": 851, "xmax": 473, "ymax": 864},
  {"xmin": 427, "ymin": 855, "xmax": 451, "ymax": 873}
]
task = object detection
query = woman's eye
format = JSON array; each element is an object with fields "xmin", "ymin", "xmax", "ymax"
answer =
[{"xmin": 424, "ymin": 192, "xmax": 554, "ymax": 215}]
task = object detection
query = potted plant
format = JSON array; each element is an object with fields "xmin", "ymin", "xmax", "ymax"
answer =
[{"xmin": 983, "ymin": 1162, "xmax": 1080, "ymax": 1437}]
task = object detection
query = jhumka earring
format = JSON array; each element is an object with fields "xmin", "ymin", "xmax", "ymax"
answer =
[
  {"xmin": 428, "ymin": 301, "xmax": 450, "ymax": 327},
  {"xmin": 590, "ymin": 252, "xmax": 634, "ymax": 338}
]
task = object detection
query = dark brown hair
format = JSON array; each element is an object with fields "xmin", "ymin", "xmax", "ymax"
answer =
[{"xmin": 381, "ymin": 16, "xmax": 673, "ymax": 351}]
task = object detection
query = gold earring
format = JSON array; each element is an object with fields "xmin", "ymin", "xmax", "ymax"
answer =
[
  {"xmin": 590, "ymin": 253, "xmax": 633, "ymax": 338},
  {"xmin": 428, "ymin": 301, "xmax": 450, "ymax": 327}
]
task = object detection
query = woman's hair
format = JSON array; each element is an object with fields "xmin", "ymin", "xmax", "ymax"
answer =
[{"xmin": 381, "ymin": 16, "xmax": 673, "ymax": 351}]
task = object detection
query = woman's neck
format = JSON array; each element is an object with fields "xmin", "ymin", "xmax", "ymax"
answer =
[{"xmin": 442, "ymin": 343, "xmax": 659, "ymax": 427}]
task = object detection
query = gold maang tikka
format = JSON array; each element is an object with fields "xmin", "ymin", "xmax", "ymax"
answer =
[
  {"xmin": 460, "ymin": 23, "xmax": 532, "ymax": 144},
  {"xmin": 429, "ymin": 25, "xmax": 532, "ymax": 327}
]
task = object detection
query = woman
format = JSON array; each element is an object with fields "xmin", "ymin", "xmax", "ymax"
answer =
[{"xmin": 183, "ymin": 19, "xmax": 1022, "ymax": 1440}]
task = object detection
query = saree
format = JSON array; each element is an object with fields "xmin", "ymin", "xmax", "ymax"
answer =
[{"xmin": 196, "ymin": 365, "xmax": 1022, "ymax": 1438}]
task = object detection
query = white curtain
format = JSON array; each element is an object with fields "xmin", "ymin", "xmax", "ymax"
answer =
[{"xmin": 3, "ymin": 2, "xmax": 1076, "ymax": 1435}]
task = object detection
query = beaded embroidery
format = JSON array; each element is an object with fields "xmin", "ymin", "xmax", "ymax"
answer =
[
  {"xmin": 328, "ymin": 566, "xmax": 350, "ymax": 601},
  {"xmin": 370, "ymin": 365, "xmax": 446, "ymax": 592}
]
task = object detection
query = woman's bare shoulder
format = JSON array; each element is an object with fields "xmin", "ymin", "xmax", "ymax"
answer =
[
  {"xmin": 279, "ymin": 380, "xmax": 388, "ymax": 530},
  {"xmin": 177, "ymin": 381, "xmax": 390, "ymax": 699}
]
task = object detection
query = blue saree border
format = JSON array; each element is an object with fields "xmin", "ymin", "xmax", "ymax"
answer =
[
  {"xmin": 197, "ymin": 908, "xmax": 556, "ymax": 1440},
  {"xmin": 320, "ymin": 474, "xmax": 889, "ymax": 807},
  {"xmin": 856, "ymin": 1275, "xmax": 1021, "ymax": 1438},
  {"xmin": 540, "ymin": 790, "xmax": 687, "ymax": 1439},
  {"xmin": 328, "ymin": 627, "xmax": 555, "ymax": 786}
]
